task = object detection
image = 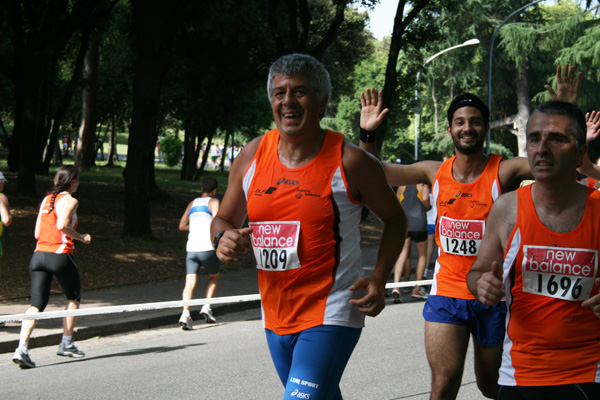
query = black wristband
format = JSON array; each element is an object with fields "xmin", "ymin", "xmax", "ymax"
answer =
[
  {"xmin": 213, "ymin": 231, "xmax": 224, "ymax": 249},
  {"xmin": 359, "ymin": 128, "xmax": 377, "ymax": 143}
]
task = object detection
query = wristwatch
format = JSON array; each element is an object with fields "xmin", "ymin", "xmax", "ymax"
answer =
[{"xmin": 213, "ymin": 231, "xmax": 224, "ymax": 249}]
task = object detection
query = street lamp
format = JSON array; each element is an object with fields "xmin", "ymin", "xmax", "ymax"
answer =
[
  {"xmin": 486, "ymin": 0, "xmax": 544, "ymax": 153},
  {"xmin": 414, "ymin": 39, "xmax": 480, "ymax": 160}
]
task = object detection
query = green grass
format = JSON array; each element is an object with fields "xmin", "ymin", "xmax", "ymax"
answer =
[
  {"xmin": 50, "ymin": 161, "xmax": 231, "ymax": 193},
  {"xmin": 0, "ymin": 123, "xmax": 232, "ymax": 193},
  {"xmin": 0, "ymin": 156, "xmax": 230, "ymax": 195}
]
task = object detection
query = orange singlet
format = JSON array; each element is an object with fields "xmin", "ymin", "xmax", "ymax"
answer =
[
  {"xmin": 431, "ymin": 154, "xmax": 502, "ymax": 299},
  {"xmin": 243, "ymin": 129, "xmax": 364, "ymax": 335},
  {"xmin": 499, "ymin": 185, "xmax": 600, "ymax": 386},
  {"xmin": 35, "ymin": 192, "xmax": 78, "ymax": 254}
]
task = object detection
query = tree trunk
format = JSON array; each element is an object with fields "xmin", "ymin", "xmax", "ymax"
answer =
[
  {"xmin": 42, "ymin": 29, "xmax": 91, "ymax": 173},
  {"xmin": 11, "ymin": 61, "xmax": 45, "ymax": 196},
  {"xmin": 106, "ymin": 113, "xmax": 119, "ymax": 166},
  {"xmin": 76, "ymin": 33, "xmax": 100, "ymax": 171},
  {"xmin": 378, "ymin": 0, "xmax": 432, "ymax": 151},
  {"xmin": 219, "ymin": 130, "xmax": 230, "ymax": 172},
  {"xmin": 432, "ymin": 79, "xmax": 439, "ymax": 136},
  {"xmin": 36, "ymin": 69, "xmax": 53, "ymax": 173},
  {"xmin": 194, "ymin": 134, "xmax": 215, "ymax": 181},
  {"xmin": 181, "ymin": 116, "xmax": 200, "ymax": 181},
  {"xmin": 0, "ymin": 118, "xmax": 10, "ymax": 150},
  {"xmin": 123, "ymin": 0, "xmax": 175, "ymax": 237},
  {"xmin": 514, "ymin": 63, "xmax": 530, "ymax": 157}
]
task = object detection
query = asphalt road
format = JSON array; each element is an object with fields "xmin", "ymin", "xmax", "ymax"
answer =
[{"xmin": 1, "ymin": 299, "xmax": 484, "ymax": 399}]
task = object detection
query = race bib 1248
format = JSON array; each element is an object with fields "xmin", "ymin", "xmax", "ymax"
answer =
[
  {"xmin": 439, "ymin": 216, "xmax": 485, "ymax": 256},
  {"xmin": 522, "ymin": 245, "xmax": 597, "ymax": 301},
  {"xmin": 249, "ymin": 221, "xmax": 301, "ymax": 271}
]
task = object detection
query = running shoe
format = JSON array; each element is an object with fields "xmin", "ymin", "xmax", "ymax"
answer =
[
  {"xmin": 179, "ymin": 315, "xmax": 193, "ymax": 330},
  {"xmin": 57, "ymin": 343, "xmax": 85, "ymax": 358},
  {"xmin": 12, "ymin": 348, "xmax": 36, "ymax": 369},
  {"xmin": 411, "ymin": 286, "xmax": 429, "ymax": 300},
  {"xmin": 200, "ymin": 307, "xmax": 216, "ymax": 323},
  {"xmin": 392, "ymin": 289, "xmax": 402, "ymax": 304}
]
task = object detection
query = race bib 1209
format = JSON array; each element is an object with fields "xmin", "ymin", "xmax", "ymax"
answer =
[
  {"xmin": 249, "ymin": 221, "xmax": 301, "ymax": 271},
  {"xmin": 522, "ymin": 245, "xmax": 597, "ymax": 301},
  {"xmin": 439, "ymin": 216, "xmax": 485, "ymax": 256}
]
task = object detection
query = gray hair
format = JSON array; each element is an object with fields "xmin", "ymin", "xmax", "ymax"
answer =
[
  {"xmin": 266, "ymin": 53, "xmax": 331, "ymax": 102},
  {"xmin": 527, "ymin": 100, "xmax": 586, "ymax": 147}
]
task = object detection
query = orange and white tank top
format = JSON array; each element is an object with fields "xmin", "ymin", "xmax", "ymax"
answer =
[
  {"xmin": 243, "ymin": 129, "xmax": 363, "ymax": 335},
  {"xmin": 431, "ymin": 154, "xmax": 502, "ymax": 299},
  {"xmin": 35, "ymin": 192, "xmax": 78, "ymax": 254},
  {"xmin": 499, "ymin": 185, "xmax": 600, "ymax": 386}
]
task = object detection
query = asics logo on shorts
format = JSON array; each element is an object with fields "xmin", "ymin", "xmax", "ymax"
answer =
[{"xmin": 290, "ymin": 389, "xmax": 310, "ymax": 399}]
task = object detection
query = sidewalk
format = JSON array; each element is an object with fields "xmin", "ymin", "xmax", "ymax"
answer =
[{"xmin": 0, "ymin": 247, "xmax": 383, "ymax": 354}]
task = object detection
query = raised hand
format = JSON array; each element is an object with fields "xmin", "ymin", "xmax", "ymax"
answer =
[
  {"xmin": 544, "ymin": 63, "xmax": 582, "ymax": 104},
  {"xmin": 586, "ymin": 111, "xmax": 600, "ymax": 143},
  {"xmin": 360, "ymin": 87, "xmax": 389, "ymax": 132}
]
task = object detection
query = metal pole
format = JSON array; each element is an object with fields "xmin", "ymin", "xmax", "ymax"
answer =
[
  {"xmin": 414, "ymin": 39, "xmax": 480, "ymax": 161},
  {"xmin": 486, "ymin": 0, "xmax": 544, "ymax": 153},
  {"xmin": 414, "ymin": 70, "xmax": 421, "ymax": 161}
]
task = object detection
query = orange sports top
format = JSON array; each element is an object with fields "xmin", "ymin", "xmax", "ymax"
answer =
[
  {"xmin": 499, "ymin": 184, "xmax": 600, "ymax": 386},
  {"xmin": 243, "ymin": 129, "xmax": 364, "ymax": 335},
  {"xmin": 35, "ymin": 192, "xmax": 78, "ymax": 254},
  {"xmin": 431, "ymin": 154, "xmax": 502, "ymax": 299}
]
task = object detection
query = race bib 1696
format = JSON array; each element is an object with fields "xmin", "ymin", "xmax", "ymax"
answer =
[{"xmin": 522, "ymin": 245, "xmax": 597, "ymax": 301}]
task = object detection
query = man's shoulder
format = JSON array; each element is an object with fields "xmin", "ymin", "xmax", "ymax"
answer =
[
  {"xmin": 497, "ymin": 189, "xmax": 518, "ymax": 205},
  {"xmin": 489, "ymin": 190, "xmax": 518, "ymax": 234},
  {"xmin": 586, "ymin": 186, "xmax": 600, "ymax": 203},
  {"xmin": 237, "ymin": 136, "xmax": 264, "ymax": 161}
]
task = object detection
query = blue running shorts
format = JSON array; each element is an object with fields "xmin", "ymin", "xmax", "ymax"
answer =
[
  {"xmin": 427, "ymin": 223, "xmax": 436, "ymax": 235},
  {"xmin": 265, "ymin": 325, "xmax": 362, "ymax": 400},
  {"xmin": 423, "ymin": 294, "xmax": 506, "ymax": 347}
]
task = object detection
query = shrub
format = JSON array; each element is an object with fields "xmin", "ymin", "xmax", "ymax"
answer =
[{"xmin": 160, "ymin": 136, "xmax": 182, "ymax": 167}]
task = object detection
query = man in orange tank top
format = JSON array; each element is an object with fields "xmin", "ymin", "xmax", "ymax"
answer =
[
  {"xmin": 467, "ymin": 101, "xmax": 600, "ymax": 399},
  {"xmin": 211, "ymin": 54, "xmax": 407, "ymax": 399},
  {"xmin": 359, "ymin": 65, "xmax": 585, "ymax": 399}
]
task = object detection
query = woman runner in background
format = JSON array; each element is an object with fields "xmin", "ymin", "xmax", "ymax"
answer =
[{"xmin": 11, "ymin": 166, "xmax": 91, "ymax": 369}]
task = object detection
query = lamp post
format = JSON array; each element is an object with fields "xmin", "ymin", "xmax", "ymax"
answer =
[
  {"xmin": 414, "ymin": 39, "xmax": 480, "ymax": 161},
  {"xmin": 486, "ymin": 0, "xmax": 544, "ymax": 153}
]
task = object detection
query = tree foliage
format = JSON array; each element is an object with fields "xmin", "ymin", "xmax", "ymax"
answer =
[
  {"xmin": 3, "ymin": 0, "xmax": 600, "ymax": 235},
  {"xmin": 0, "ymin": 0, "xmax": 117, "ymax": 195}
]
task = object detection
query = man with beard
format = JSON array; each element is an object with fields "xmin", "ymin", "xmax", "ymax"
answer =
[{"xmin": 360, "ymin": 91, "xmax": 532, "ymax": 399}]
